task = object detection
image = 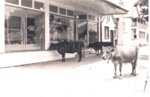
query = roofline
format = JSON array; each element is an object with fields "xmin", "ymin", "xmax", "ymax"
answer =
[{"xmin": 102, "ymin": 0, "xmax": 128, "ymax": 12}]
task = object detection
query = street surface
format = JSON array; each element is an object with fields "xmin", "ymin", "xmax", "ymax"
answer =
[{"xmin": 0, "ymin": 46, "xmax": 149, "ymax": 97}]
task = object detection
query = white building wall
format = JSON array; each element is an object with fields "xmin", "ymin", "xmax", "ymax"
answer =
[
  {"xmin": 123, "ymin": 18, "xmax": 132, "ymax": 45},
  {"xmin": 102, "ymin": 16, "xmax": 116, "ymax": 42},
  {"xmin": 122, "ymin": 18, "xmax": 148, "ymax": 46}
]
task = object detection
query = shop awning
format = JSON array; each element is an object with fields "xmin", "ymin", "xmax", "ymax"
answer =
[{"xmin": 50, "ymin": 0, "xmax": 128, "ymax": 15}]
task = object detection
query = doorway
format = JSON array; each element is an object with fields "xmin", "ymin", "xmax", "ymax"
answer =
[{"xmin": 110, "ymin": 30, "xmax": 114, "ymax": 46}]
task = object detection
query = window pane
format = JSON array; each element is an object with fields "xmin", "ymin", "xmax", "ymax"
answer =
[
  {"xmin": 34, "ymin": 1, "xmax": 44, "ymax": 10},
  {"xmin": 27, "ymin": 10, "xmax": 45, "ymax": 45},
  {"xmin": 50, "ymin": 5, "xmax": 58, "ymax": 13},
  {"xmin": 139, "ymin": 31, "xmax": 145, "ymax": 38},
  {"xmin": 59, "ymin": 8, "xmax": 66, "ymax": 15},
  {"xmin": 67, "ymin": 10, "xmax": 74, "ymax": 16},
  {"xmin": 131, "ymin": 29, "xmax": 137, "ymax": 39},
  {"xmin": 8, "ymin": 16, "xmax": 21, "ymax": 29},
  {"xmin": 21, "ymin": 0, "xmax": 32, "ymax": 8},
  {"xmin": 5, "ymin": 0, "xmax": 19, "ymax": 4},
  {"xmin": 105, "ymin": 26, "xmax": 109, "ymax": 39}
]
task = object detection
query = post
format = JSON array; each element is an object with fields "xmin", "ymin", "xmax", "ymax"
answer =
[
  {"xmin": 0, "ymin": 0, "xmax": 5, "ymax": 53},
  {"xmin": 75, "ymin": 11, "xmax": 78, "ymax": 41},
  {"xmin": 44, "ymin": 1, "xmax": 50, "ymax": 50},
  {"xmin": 117, "ymin": 18, "xmax": 124, "ymax": 45}
]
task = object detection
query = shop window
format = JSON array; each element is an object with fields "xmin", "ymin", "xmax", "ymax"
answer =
[
  {"xmin": 67, "ymin": 10, "xmax": 74, "ymax": 16},
  {"xmin": 59, "ymin": 7, "xmax": 66, "ymax": 15},
  {"xmin": 5, "ymin": 0, "xmax": 19, "ymax": 4},
  {"xmin": 50, "ymin": 14, "xmax": 74, "ymax": 42},
  {"xmin": 34, "ymin": 1, "xmax": 44, "ymax": 10},
  {"xmin": 5, "ymin": 5, "xmax": 45, "ymax": 52},
  {"xmin": 88, "ymin": 22, "xmax": 97, "ymax": 43},
  {"xmin": 21, "ymin": 0, "xmax": 32, "ymax": 8},
  {"xmin": 104, "ymin": 26, "xmax": 109, "ymax": 39},
  {"xmin": 131, "ymin": 29, "xmax": 137, "ymax": 39},
  {"xmin": 50, "ymin": 5, "xmax": 58, "ymax": 13},
  {"xmin": 78, "ymin": 20, "xmax": 87, "ymax": 44}
]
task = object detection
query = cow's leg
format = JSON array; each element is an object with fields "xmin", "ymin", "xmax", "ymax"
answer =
[
  {"xmin": 78, "ymin": 50, "xmax": 82, "ymax": 62},
  {"xmin": 131, "ymin": 56, "xmax": 137, "ymax": 76},
  {"xmin": 62, "ymin": 53, "xmax": 65, "ymax": 62},
  {"xmin": 95, "ymin": 50, "xmax": 97, "ymax": 55},
  {"xmin": 131, "ymin": 62, "xmax": 137, "ymax": 76},
  {"xmin": 119, "ymin": 63, "xmax": 122, "ymax": 77},
  {"xmin": 96, "ymin": 49, "xmax": 99, "ymax": 56},
  {"xmin": 113, "ymin": 63, "xmax": 117, "ymax": 78}
]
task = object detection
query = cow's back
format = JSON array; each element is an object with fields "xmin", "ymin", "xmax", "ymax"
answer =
[{"xmin": 112, "ymin": 45, "xmax": 138, "ymax": 63}]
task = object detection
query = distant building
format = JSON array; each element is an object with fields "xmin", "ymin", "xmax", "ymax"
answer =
[
  {"xmin": 100, "ymin": 15, "xmax": 117, "ymax": 46},
  {"xmin": 114, "ymin": 0, "xmax": 148, "ymax": 45}
]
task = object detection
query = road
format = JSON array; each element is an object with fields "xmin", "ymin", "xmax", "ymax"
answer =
[{"xmin": 0, "ymin": 46, "xmax": 149, "ymax": 97}]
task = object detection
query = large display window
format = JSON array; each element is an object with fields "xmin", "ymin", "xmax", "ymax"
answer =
[
  {"xmin": 5, "ymin": 5, "xmax": 45, "ymax": 52},
  {"xmin": 50, "ymin": 14, "xmax": 74, "ymax": 42}
]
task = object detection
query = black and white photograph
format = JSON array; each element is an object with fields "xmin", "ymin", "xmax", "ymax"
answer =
[{"xmin": 0, "ymin": 0, "xmax": 149, "ymax": 97}]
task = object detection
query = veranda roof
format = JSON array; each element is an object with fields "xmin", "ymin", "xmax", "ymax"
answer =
[{"xmin": 50, "ymin": 0, "xmax": 128, "ymax": 15}]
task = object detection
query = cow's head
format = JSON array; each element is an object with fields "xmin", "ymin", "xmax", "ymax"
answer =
[{"xmin": 101, "ymin": 46, "xmax": 114, "ymax": 60}]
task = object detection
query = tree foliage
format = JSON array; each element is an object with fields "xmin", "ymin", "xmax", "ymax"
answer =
[{"xmin": 134, "ymin": 0, "xmax": 148, "ymax": 21}]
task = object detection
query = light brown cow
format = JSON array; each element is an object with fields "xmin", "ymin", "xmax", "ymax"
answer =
[{"xmin": 102, "ymin": 45, "xmax": 139, "ymax": 78}]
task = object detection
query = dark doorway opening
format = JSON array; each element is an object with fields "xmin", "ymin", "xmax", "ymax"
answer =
[
  {"xmin": 27, "ymin": 18, "xmax": 35, "ymax": 44},
  {"xmin": 110, "ymin": 30, "xmax": 114, "ymax": 46}
]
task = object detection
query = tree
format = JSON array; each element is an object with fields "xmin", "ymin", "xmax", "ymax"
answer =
[{"xmin": 134, "ymin": 0, "xmax": 148, "ymax": 21}]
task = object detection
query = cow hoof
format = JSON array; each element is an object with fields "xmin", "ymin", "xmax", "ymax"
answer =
[
  {"xmin": 113, "ymin": 76, "xmax": 117, "ymax": 79},
  {"xmin": 78, "ymin": 60, "xmax": 81, "ymax": 62},
  {"xmin": 132, "ymin": 74, "xmax": 137, "ymax": 76},
  {"xmin": 131, "ymin": 73, "xmax": 136, "ymax": 76},
  {"xmin": 62, "ymin": 60, "xmax": 65, "ymax": 62},
  {"xmin": 118, "ymin": 76, "xmax": 123, "ymax": 79}
]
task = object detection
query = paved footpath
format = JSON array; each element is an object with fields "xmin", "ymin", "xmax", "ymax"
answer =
[{"xmin": 0, "ymin": 46, "xmax": 149, "ymax": 97}]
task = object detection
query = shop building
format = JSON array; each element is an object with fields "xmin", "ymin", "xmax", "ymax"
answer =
[{"xmin": 0, "ymin": 0, "xmax": 127, "ymax": 67}]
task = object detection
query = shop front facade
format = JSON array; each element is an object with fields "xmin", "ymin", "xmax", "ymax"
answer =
[{"xmin": 0, "ymin": 0, "xmax": 127, "ymax": 67}]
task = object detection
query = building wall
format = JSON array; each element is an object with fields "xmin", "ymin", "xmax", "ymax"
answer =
[
  {"xmin": 123, "ymin": 18, "xmax": 132, "ymax": 45},
  {"xmin": 123, "ymin": 17, "xmax": 148, "ymax": 46},
  {"xmin": 101, "ymin": 15, "xmax": 116, "ymax": 43}
]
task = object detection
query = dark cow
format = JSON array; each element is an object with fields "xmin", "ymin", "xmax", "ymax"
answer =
[
  {"xmin": 102, "ymin": 42, "xmax": 113, "ymax": 47},
  {"xmin": 101, "ymin": 45, "xmax": 139, "ymax": 78},
  {"xmin": 88, "ymin": 42, "xmax": 113, "ymax": 55},
  {"xmin": 48, "ymin": 41, "xmax": 84, "ymax": 62},
  {"xmin": 88, "ymin": 42, "xmax": 103, "ymax": 55}
]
